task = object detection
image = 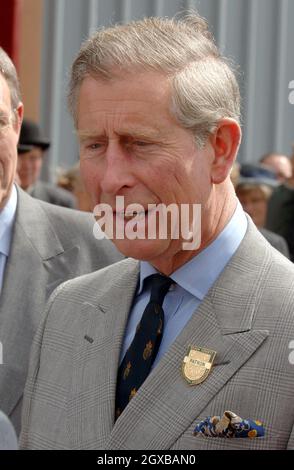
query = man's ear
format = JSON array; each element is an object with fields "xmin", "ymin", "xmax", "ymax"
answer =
[
  {"xmin": 14, "ymin": 101, "xmax": 24, "ymax": 137},
  {"xmin": 209, "ymin": 118, "xmax": 241, "ymax": 184}
]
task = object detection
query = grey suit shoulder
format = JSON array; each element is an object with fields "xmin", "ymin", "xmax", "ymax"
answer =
[
  {"xmin": 16, "ymin": 186, "xmax": 122, "ymax": 267},
  {"xmin": 259, "ymin": 227, "xmax": 290, "ymax": 258},
  {"xmin": 30, "ymin": 180, "xmax": 77, "ymax": 208}
]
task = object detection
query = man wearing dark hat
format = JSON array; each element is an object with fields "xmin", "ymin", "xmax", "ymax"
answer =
[
  {"xmin": 0, "ymin": 47, "xmax": 122, "ymax": 436},
  {"xmin": 17, "ymin": 119, "xmax": 76, "ymax": 208}
]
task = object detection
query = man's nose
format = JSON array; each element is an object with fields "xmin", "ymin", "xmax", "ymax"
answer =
[{"xmin": 100, "ymin": 142, "xmax": 136, "ymax": 195}]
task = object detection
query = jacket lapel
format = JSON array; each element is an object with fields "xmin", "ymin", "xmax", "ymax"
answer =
[
  {"xmin": 69, "ymin": 259, "xmax": 140, "ymax": 449},
  {"xmin": 104, "ymin": 221, "xmax": 270, "ymax": 449}
]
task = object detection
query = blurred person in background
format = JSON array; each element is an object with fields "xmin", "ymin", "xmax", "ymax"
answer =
[
  {"xmin": 266, "ymin": 146, "xmax": 294, "ymax": 260},
  {"xmin": 236, "ymin": 164, "xmax": 289, "ymax": 257},
  {"xmin": 285, "ymin": 145, "xmax": 294, "ymax": 188},
  {"xmin": 17, "ymin": 119, "xmax": 77, "ymax": 208},
  {"xmin": 260, "ymin": 152, "xmax": 292, "ymax": 183},
  {"xmin": 58, "ymin": 162, "xmax": 92, "ymax": 212}
]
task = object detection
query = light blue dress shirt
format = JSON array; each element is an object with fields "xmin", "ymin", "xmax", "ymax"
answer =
[
  {"xmin": 0, "ymin": 185, "xmax": 17, "ymax": 295},
  {"xmin": 119, "ymin": 202, "xmax": 248, "ymax": 369}
]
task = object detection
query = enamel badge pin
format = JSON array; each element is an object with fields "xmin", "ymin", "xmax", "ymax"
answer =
[{"xmin": 182, "ymin": 346, "xmax": 217, "ymax": 385}]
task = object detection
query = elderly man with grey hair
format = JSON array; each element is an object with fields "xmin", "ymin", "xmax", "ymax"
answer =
[
  {"xmin": 0, "ymin": 47, "xmax": 122, "ymax": 437},
  {"xmin": 21, "ymin": 14, "xmax": 294, "ymax": 450}
]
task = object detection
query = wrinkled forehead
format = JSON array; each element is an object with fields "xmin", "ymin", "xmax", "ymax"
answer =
[
  {"xmin": 78, "ymin": 71, "xmax": 171, "ymax": 107},
  {"xmin": 76, "ymin": 72, "xmax": 174, "ymax": 132}
]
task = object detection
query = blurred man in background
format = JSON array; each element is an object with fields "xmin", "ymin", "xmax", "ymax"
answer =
[
  {"xmin": 57, "ymin": 162, "xmax": 92, "ymax": 211},
  {"xmin": 266, "ymin": 147, "xmax": 294, "ymax": 260},
  {"xmin": 17, "ymin": 119, "xmax": 76, "ymax": 208},
  {"xmin": 260, "ymin": 152, "xmax": 292, "ymax": 183},
  {"xmin": 236, "ymin": 164, "xmax": 289, "ymax": 257}
]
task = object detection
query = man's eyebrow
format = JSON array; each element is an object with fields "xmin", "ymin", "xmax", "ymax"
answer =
[
  {"xmin": 75, "ymin": 129, "xmax": 103, "ymax": 139},
  {"xmin": 122, "ymin": 128, "xmax": 161, "ymax": 139},
  {"xmin": 75, "ymin": 127, "xmax": 161, "ymax": 140}
]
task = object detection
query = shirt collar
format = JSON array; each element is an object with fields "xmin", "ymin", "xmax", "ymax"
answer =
[
  {"xmin": 0, "ymin": 185, "xmax": 18, "ymax": 257},
  {"xmin": 138, "ymin": 201, "xmax": 248, "ymax": 300}
]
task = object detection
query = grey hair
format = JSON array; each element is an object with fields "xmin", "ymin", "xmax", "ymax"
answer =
[
  {"xmin": 68, "ymin": 13, "xmax": 241, "ymax": 147},
  {"xmin": 0, "ymin": 47, "xmax": 21, "ymax": 110}
]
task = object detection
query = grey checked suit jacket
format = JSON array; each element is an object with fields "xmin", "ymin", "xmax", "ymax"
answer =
[
  {"xmin": 20, "ymin": 219, "xmax": 294, "ymax": 449},
  {"xmin": 0, "ymin": 186, "xmax": 122, "ymax": 435}
]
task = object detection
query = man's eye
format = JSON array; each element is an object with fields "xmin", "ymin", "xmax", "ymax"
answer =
[
  {"xmin": 88, "ymin": 143, "xmax": 103, "ymax": 150},
  {"xmin": 0, "ymin": 116, "xmax": 9, "ymax": 128},
  {"xmin": 133, "ymin": 141, "xmax": 150, "ymax": 147}
]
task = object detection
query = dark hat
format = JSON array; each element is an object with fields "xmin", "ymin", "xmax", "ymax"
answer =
[
  {"xmin": 238, "ymin": 163, "xmax": 279, "ymax": 188},
  {"xmin": 18, "ymin": 119, "xmax": 50, "ymax": 153}
]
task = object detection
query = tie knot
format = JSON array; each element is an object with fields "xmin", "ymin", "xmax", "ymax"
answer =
[{"xmin": 147, "ymin": 273, "xmax": 173, "ymax": 307}]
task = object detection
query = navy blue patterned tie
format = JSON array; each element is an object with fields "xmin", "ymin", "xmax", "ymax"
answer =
[{"xmin": 115, "ymin": 273, "xmax": 173, "ymax": 419}]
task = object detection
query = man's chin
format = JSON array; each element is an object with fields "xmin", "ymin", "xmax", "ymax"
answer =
[{"xmin": 111, "ymin": 238, "xmax": 170, "ymax": 261}]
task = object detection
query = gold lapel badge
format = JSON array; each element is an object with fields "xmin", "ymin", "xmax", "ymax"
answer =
[{"xmin": 182, "ymin": 346, "xmax": 217, "ymax": 385}]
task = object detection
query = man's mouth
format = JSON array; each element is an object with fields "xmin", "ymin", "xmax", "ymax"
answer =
[
  {"xmin": 113, "ymin": 203, "xmax": 161, "ymax": 224},
  {"xmin": 114, "ymin": 210, "xmax": 149, "ymax": 221}
]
